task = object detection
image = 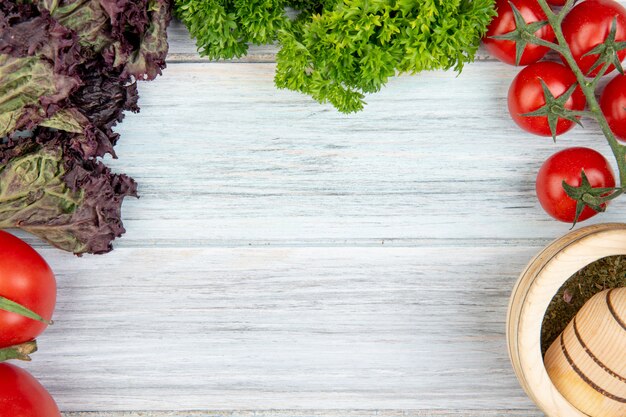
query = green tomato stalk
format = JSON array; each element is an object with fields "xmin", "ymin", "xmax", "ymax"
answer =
[
  {"xmin": 0, "ymin": 341, "xmax": 38, "ymax": 363},
  {"xmin": 0, "ymin": 296, "xmax": 52, "ymax": 362},
  {"xmin": 530, "ymin": 0, "xmax": 626, "ymax": 222}
]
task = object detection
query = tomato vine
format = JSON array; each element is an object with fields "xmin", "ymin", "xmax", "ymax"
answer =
[{"xmin": 529, "ymin": 0, "xmax": 626, "ymax": 222}]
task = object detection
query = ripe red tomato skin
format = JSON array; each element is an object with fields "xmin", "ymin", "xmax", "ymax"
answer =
[
  {"xmin": 0, "ymin": 231, "xmax": 56, "ymax": 348},
  {"xmin": 561, "ymin": 0, "xmax": 626, "ymax": 77},
  {"xmin": 536, "ymin": 147, "xmax": 616, "ymax": 223},
  {"xmin": 601, "ymin": 74, "xmax": 626, "ymax": 141},
  {"xmin": 548, "ymin": 0, "xmax": 566, "ymax": 5},
  {"xmin": 508, "ymin": 62, "xmax": 586, "ymax": 136},
  {"xmin": 0, "ymin": 363, "xmax": 61, "ymax": 417},
  {"xmin": 484, "ymin": 0, "xmax": 556, "ymax": 66}
]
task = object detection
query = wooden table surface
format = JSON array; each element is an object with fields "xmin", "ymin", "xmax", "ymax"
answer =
[{"xmin": 16, "ymin": 18, "xmax": 626, "ymax": 417}]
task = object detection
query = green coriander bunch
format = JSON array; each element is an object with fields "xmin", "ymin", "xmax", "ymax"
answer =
[
  {"xmin": 276, "ymin": 0, "xmax": 496, "ymax": 112},
  {"xmin": 175, "ymin": 0, "xmax": 496, "ymax": 112}
]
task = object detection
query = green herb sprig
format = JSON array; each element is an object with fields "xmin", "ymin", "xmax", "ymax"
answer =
[{"xmin": 175, "ymin": 0, "xmax": 290, "ymax": 59}]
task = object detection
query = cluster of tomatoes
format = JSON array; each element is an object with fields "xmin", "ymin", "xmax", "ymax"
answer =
[
  {"xmin": 0, "ymin": 232, "xmax": 60, "ymax": 416},
  {"xmin": 484, "ymin": 0, "xmax": 626, "ymax": 223}
]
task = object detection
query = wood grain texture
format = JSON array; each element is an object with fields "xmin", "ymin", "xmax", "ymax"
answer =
[
  {"xmin": 13, "ymin": 11, "xmax": 626, "ymax": 416},
  {"xmin": 545, "ymin": 288, "xmax": 626, "ymax": 417},
  {"xmin": 15, "ymin": 59, "xmax": 626, "ymax": 251},
  {"xmin": 97, "ymin": 62, "xmax": 626, "ymax": 244},
  {"xmin": 508, "ymin": 224, "xmax": 626, "ymax": 417},
  {"xmin": 63, "ymin": 411, "xmax": 543, "ymax": 417},
  {"xmin": 29, "ymin": 246, "xmax": 539, "ymax": 411}
]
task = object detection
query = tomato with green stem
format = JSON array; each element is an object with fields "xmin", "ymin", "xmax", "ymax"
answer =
[
  {"xmin": 601, "ymin": 73, "xmax": 626, "ymax": 141},
  {"xmin": 0, "ymin": 231, "xmax": 56, "ymax": 349},
  {"xmin": 536, "ymin": 147, "xmax": 616, "ymax": 223},
  {"xmin": 0, "ymin": 363, "xmax": 60, "ymax": 416},
  {"xmin": 561, "ymin": 0, "xmax": 626, "ymax": 77},
  {"xmin": 484, "ymin": 0, "xmax": 556, "ymax": 66},
  {"xmin": 508, "ymin": 61, "xmax": 586, "ymax": 138}
]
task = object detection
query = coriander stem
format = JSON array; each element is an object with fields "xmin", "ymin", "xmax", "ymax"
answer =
[{"xmin": 536, "ymin": 0, "xmax": 626, "ymax": 186}]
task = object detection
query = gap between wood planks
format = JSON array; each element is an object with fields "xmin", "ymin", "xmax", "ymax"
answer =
[
  {"xmin": 63, "ymin": 410, "xmax": 542, "ymax": 417},
  {"xmin": 12, "ymin": 235, "xmax": 556, "ymax": 250},
  {"xmin": 165, "ymin": 47, "xmax": 498, "ymax": 65}
]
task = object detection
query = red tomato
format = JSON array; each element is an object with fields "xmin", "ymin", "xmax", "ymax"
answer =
[
  {"xmin": 600, "ymin": 74, "xmax": 626, "ymax": 140},
  {"xmin": 536, "ymin": 147, "xmax": 615, "ymax": 222},
  {"xmin": 508, "ymin": 61, "xmax": 586, "ymax": 136},
  {"xmin": 0, "ymin": 363, "xmax": 60, "ymax": 417},
  {"xmin": 548, "ymin": 0, "xmax": 566, "ymax": 4},
  {"xmin": 484, "ymin": 0, "xmax": 556, "ymax": 66},
  {"xmin": 0, "ymin": 231, "xmax": 56, "ymax": 348},
  {"xmin": 561, "ymin": 0, "xmax": 626, "ymax": 76}
]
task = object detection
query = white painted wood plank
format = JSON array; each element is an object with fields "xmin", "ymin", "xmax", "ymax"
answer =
[
  {"xmin": 23, "ymin": 246, "xmax": 540, "ymax": 411},
  {"xmin": 63, "ymin": 411, "xmax": 542, "ymax": 417},
  {"xmin": 43, "ymin": 60, "xmax": 620, "ymax": 251}
]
